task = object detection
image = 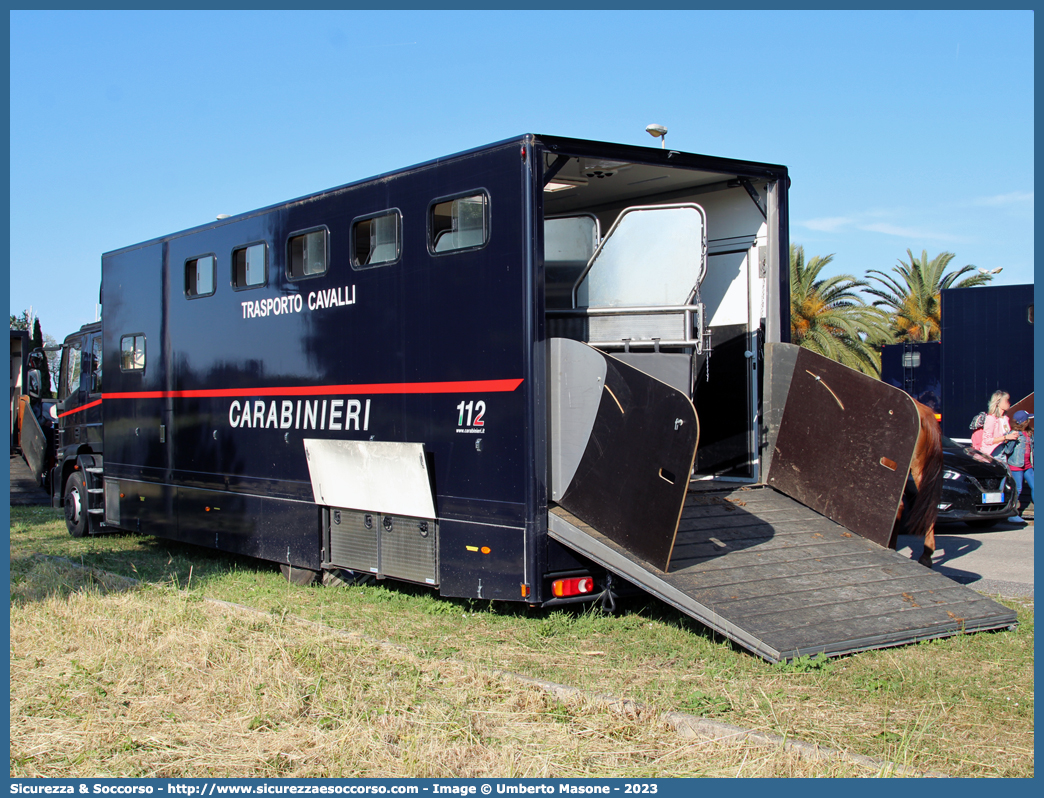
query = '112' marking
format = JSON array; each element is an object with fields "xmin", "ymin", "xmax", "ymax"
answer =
[{"xmin": 456, "ymin": 400, "xmax": 485, "ymax": 427}]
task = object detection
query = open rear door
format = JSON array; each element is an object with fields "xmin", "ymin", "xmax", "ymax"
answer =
[
  {"xmin": 763, "ymin": 343, "xmax": 919, "ymax": 547},
  {"xmin": 550, "ymin": 338, "xmax": 699, "ymax": 571}
]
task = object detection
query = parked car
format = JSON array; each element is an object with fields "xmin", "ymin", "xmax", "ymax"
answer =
[{"xmin": 933, "ymin": 435, "xmax": 1019, "ymax": 527}]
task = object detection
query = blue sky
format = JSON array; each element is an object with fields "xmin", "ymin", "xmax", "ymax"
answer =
[{"xmin": 8, "ymin": 9, "xmax": 1035, "ymax": 337}]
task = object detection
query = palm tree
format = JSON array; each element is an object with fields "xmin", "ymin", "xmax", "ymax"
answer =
[
  {"xmin": 865, "ymin": 249, "xmax": 994, "ymax": 342},
  {"xmin": 790, "ymin": 245, "xmax": 892, "ymax": 376}
]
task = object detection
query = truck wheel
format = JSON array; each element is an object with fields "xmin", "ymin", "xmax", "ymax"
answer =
[
  {"xmin": 279, "ymin": 563, "xmax": 319, "ymax": 586},
  {"xmin": 64, "ymin": 473, "xmax": 88, "ymax": 538}
]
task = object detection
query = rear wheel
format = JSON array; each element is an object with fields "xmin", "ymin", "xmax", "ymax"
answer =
[
  {"xmin": 966, "ymin": 518, "xmax": 1000, "ymax": 529},
  {"xmin": 279, "ymin": 563, "xmax": 319, "ymax": 586},
  {"xmin": 64, "ymin": 473, "xmax": 88, "ymax": 538}
]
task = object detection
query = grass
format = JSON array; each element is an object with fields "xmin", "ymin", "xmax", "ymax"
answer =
[{"xmin": 9, "ymin": 505, "xmax": 1035, "ymax": 778}]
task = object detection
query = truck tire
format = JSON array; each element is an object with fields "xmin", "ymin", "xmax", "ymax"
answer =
[
  {"xmin": 279, "ymin": 563, "xmax": 319, "ymax": 586},
  {"xmin": 64, "ymin": 472, "xmax": 88, "ymax": 538}
]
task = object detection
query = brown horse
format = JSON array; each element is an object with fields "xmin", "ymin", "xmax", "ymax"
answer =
[{"xmin": 893, "ymin": 400, "xmax": 945, "ymax": 568}]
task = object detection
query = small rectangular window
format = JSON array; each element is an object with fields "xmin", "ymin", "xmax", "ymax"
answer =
[
  {"xmin": 902, "ymin": 352, "xmax": 921, "ymax": 368},
  {"xmin": 233, "ymin": 242, "xmax": 267, "ymax": 288},
  {"xmin": 352, "ymin": 211, "xmax": 401, "ymax": 269},
  {"xmin": 288, "ymin": 228, "xmax": 328, "ymax": 279},
  {"xmin": 186, "ymin": 255, "xmax": 216, "ymax": 297},
  {"xmin": 430, "ymin": 192, "xmax": 488, "ymax": 253},
  {"xmin": 121, "ymin": 335, "xmax": 146, "ymax": 372}
]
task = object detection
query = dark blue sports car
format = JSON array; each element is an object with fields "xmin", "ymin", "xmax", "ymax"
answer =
[{"xmin": 935, "ymin": 435, "xmax": 1019, "ymax": 527}]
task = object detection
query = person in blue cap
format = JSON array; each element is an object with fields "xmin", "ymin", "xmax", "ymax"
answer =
[{"xmin": 1008, "ymin": 409, "xmax": 1034, "ymax": 522}]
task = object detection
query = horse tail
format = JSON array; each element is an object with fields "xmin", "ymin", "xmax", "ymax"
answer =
[{"xmin": 903, "ymin": 401, "xmax": 944, "ymax": 540}]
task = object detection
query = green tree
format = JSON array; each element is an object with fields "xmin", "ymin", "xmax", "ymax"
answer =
[
  {"xmin": 790, "ymin": 245, "xmax": 892, "ymax": 376},
  {"xmin": 11, "ymin": 309, "xmax": 54, "ymax": 397},
  {"xmin": 865, "ymin": 249, "xmax": 994, "ymax": 342},
  {"xmin": 31, "ymin": 318, "xmax": 53, "ymax": 397}
]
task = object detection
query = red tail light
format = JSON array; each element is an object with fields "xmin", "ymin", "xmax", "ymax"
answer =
[{"xmin": 552, "ymin": 576, "xmax": 595, "ymax": 598}]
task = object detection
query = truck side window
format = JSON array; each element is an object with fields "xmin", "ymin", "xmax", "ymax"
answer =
[
  {"xmin": 430, "ymin": 192, "xmax": 489, "ymax": 254},
  {"xmin": 287, "ymin": 228, "xmax": 329, "ymax": 279},
  {"xmin": 59, "ymin": 341, "xmax": 82, "ymax": 400},
  {"xmin": 351, "ymin": 211, "xmax": 401, "ymax": 269},
  {"xmin": 121, "ymin": 334, "xmax": 146, "ymax": 372},
  {"xmin": 91, "ymin": 337, "xmax": 102, "ymax": 393},
  {"xmin": 232, "ymin": 243, "xmax": 267, "ymax": 288},
  {"xmin": 186, "ymin": 255, "xmax": 216, "ymax": 297}
]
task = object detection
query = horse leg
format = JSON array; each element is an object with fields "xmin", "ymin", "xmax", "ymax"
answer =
[
  {"xmin": 889, "ymin": 501, "xmax": 904, "ymax": 550},
  {"xmin": 912, "ymin": 457, "xmax": 935, "ymax": 567},
  {"xmin": 918, "ymin": 525, "xmax": 935, "ymax": 568},
  {"xmin": 908, "ymin": 401, "xmax": 944, "ymax": 569}
]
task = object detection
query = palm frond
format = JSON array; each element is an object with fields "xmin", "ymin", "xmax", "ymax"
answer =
[
  {"xmin": 864, "ymin": 248, "xmax": 994, "ymax": 342},
  {"xmin": 789, "ymin": 244, "xmax": 886, "ymax": 376}
]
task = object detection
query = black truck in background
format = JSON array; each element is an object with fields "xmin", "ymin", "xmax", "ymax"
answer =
[{"xmin": 881, "ymin": 284, "xmax": 1034, "ymax": 440}]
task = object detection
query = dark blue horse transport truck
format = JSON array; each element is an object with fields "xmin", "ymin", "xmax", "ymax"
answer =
[{"xmin": 45, "ymin": 134, "xmax": 1015, "ymax": 661}]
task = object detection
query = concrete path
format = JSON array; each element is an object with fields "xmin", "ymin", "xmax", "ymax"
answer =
[{"xmin": 898, "ymin": 518, "xmax": 1034, "ymax": 599}]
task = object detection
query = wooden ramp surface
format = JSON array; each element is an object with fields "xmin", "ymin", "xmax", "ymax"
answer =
[{"xmin": 549, "ymin": 484, "xmax": 1017, "ymax": 662}]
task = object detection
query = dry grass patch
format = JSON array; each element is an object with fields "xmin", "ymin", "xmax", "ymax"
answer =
[
  {"xmin": 12, "ymin": 559, "xmax": 870, "ymax": 778},
  {"xmin": 10, "ymin": 507, "xmax": 1034, "ymax": 777}
]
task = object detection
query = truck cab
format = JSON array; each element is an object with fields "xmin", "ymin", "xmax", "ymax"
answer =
[{"xmin": 52, "ymin": 321, "xmax": 104, "ymax": 535}]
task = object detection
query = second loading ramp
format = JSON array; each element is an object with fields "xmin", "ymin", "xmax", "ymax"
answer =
[{"xmin": 550, "ymin": 486, "xmax": 1017, "ymax": 663}]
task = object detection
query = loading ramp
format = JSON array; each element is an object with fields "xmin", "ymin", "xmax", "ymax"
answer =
[{"xmin": 549, "ymin": 484, "xmax": 1018, "ymax": 663}]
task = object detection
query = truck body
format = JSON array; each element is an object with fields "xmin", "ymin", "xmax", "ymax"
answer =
[
  {"xmin": 10, "ymin": 329, "xmax": 28, "ymax": 453},
  {"xmin": 12, "ymin": 328, "xmax": 59, "ymax": 484},
  {"xmin": 49, "ymin": 135, "xmax": 1015, "ymax": 661},
  {"xmin": 880, "ymin": 284, "xmax": 1034, "ymax": 440}
]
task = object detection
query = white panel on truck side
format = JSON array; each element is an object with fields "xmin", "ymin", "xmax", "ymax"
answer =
[{"xmin": 303, "ymin": 439, "xmax": 436, "ymax": 520}]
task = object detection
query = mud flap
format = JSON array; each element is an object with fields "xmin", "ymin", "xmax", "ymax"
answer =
[
  {"xmin": 764, "ymin": 343, "xmax": 919, "ymax": 547},
  {"xmin": 550, "ymin": 338, "xmax": 699, "ymax": 571}
]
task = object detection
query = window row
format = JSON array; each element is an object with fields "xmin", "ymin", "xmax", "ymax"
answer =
[{"xmin": 186, "ymin": 191, "xmax": 489, "ymax": 299}]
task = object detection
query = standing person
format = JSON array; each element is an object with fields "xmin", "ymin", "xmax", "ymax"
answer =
[
  {"xmin": 1008, "ymin": 410, "xmax": 1034, "ymax": 521},
  {"xmin": 977, "ymin": 390, "xmax": 1018, "ymax": 461}
]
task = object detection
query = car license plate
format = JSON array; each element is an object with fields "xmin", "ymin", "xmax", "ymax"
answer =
[{"xmin": 982, "ymin": 491, "xmax": 1004, "ymax": 504}]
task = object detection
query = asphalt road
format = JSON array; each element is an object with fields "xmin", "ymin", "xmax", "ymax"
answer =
[{"xmin": 898, "ymin": 518, "xmax": 1035, "ymax": 599}]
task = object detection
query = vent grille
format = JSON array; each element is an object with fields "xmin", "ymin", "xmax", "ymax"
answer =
[
  {"xmin": 381, "ymin": 516, "xmax": 437, "ymax": 585},
  {"xmin": 326, "ymin": 509, "xmax": 437, "ymax": 586},
  {"xmin": 329, "ymin": 511, "xmax": 379, "ymax": 573}
]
